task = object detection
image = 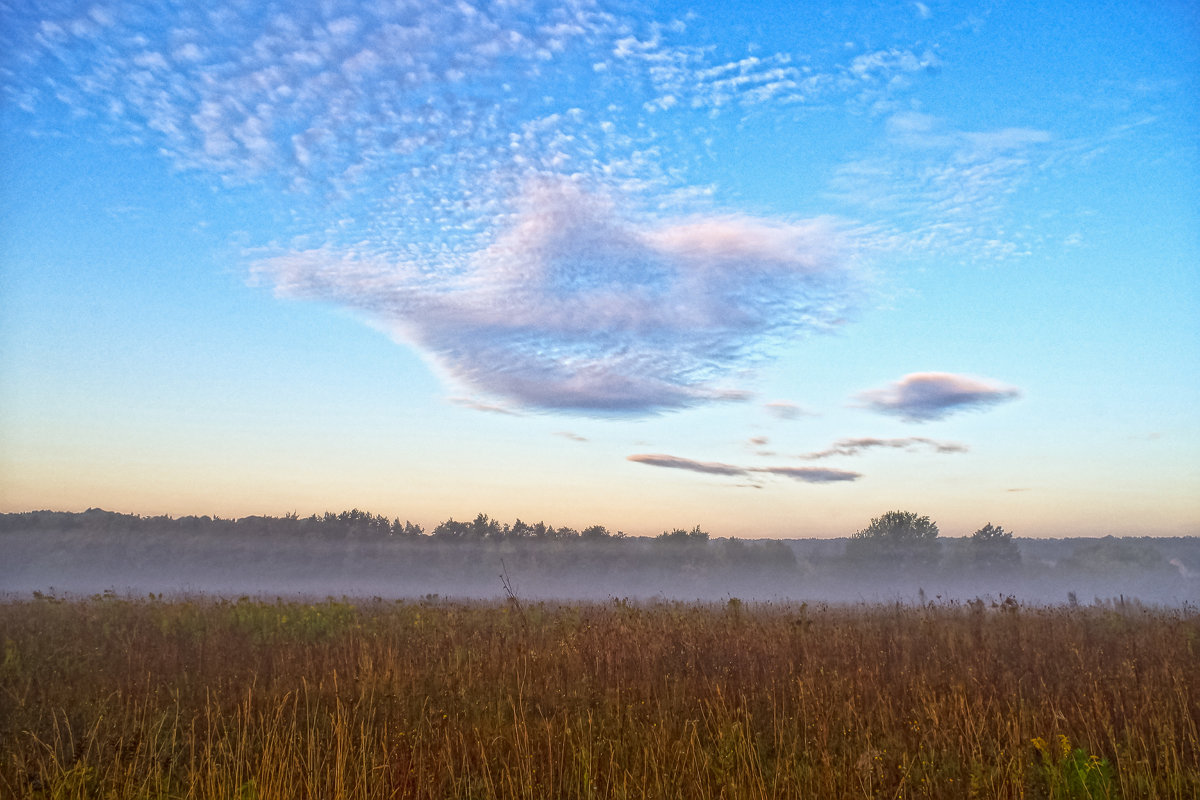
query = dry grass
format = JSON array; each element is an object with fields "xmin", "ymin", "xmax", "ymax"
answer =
[{"xmin": 1, "ymin": 595, "xmax": 1196, "ymax": 798}]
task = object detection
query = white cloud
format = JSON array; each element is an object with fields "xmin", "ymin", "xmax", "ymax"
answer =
[
  {"xmin": 132, "ymin": 51, "xmax": 169, "ymax": 71},
  {"xmin": 849, "ymin": 48, "xmax": 933, "ymax": 79},
  {"xmin": 172, "ymin": 42, "xmax": 204, "ymax": 63}
]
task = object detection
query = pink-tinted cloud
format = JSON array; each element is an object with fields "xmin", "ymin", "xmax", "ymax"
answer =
[
  {"xmin": 855, "ymin": 372, "xmax": 1019, "ymax": 422},
  {"xmin": 258, "ymin": 179, "xmax": 860, "ymax": 414}
]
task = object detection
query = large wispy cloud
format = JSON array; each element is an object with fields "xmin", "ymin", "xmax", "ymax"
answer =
[
  {"xmin": 855, "ymin": 372, "xmax": 1020, "ymax": 422},
  {"xmin": 257, "ymin": 178, "xmax": 859, "ymax": 413},
  {"xmin": 628, "ymin": 454, "xmax": 860, "ymax": 484},
  {"xmin": 3, "ymin": 1, "xmax": 954, "ymax": 414}
]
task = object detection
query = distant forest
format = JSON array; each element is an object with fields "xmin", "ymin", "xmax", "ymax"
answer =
[
  {"xmin": 3, "ymin": 507, "xmax": 631, "ymax": 542},
  {"xmin": 3, "ymin": 508, "xmax": 1198, "ymax": 605}
]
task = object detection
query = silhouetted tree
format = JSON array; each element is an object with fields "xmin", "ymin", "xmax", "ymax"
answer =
[
  {"xmin": 431, "ymin": 518, "xmax": 471, "ymax": 539},
  {"xmin": 845, "ymin": 510, "xmax": 940, "ymax": 567},
  {"xmin": 390, "ymin": 519, "xmax": 424, "ymax": 538},
  {"xmin": 469, "ymin": 513, "xmax": 501, "ymax": 540},
  {"xmin": 969, "ymin": 522, "xmax": 1020, "ymax": 569},
  {"xmin": 656, "ymin": 525, "xmax": 710, "ymax": 544},
  {"xmin": 581, "ymin": 524, "xmax": 611, "ymax": 540}
]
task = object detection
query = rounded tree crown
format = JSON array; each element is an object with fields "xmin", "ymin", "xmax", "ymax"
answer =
[
  {"xmin": 972, "ymin": 522, "xmax": 1012, "ymax": 541},
  {"xmin": 853, "ymin": 510, "xmax": 939, "ymax": 541}
]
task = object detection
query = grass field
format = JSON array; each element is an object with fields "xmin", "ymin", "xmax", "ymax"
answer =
[{"xmin": 1, "ymin": 595, "xmax": 1197, "ymax": 798}]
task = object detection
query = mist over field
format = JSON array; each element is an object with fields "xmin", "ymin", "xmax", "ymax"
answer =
[{"xmin": 4, "ymin": 510, "xmax": 1197, "ymax": 607}]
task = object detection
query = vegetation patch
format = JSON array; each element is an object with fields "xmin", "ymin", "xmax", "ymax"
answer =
[{"xmin": 1, "ymin": 596, "xmax": 1196, "ymax": 798}]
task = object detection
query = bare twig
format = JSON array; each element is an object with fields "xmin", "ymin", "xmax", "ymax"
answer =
[{"xmin": 499, "ymin": 559, "xmax": 528, "ymax": 629}]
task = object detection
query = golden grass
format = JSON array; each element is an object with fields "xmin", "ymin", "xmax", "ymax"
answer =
[{"xmin": 1, "ymin": 595, "xmax": 1196, "ymax": 798}]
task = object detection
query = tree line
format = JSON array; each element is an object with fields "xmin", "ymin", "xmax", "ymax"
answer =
[
  {"xmin": 3, "ymin": 507, "xmax": 1013, "ymax": 559},
  {"xmin": 0, "ymin": 508, "xmax": 637, "ymax": 542},
  {"xmin": 3, "ymin": 509, "xmax": 1190, "ymax": 587}
]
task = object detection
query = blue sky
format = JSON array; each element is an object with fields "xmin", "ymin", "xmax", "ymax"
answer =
[{"xmin": 1, "ymin": 0, "xmax": 1197, "ymax": 538}]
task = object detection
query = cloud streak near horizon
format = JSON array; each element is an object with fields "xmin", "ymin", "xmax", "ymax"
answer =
[
  {"xmin": 628, "ymin": 454, "xmax": 860, "ymax": 484},
  {"xmin": 798, "ymin": 436, "xmax": 967, "ymax": 459},
  {"xmin": 2, "ymin": 1, "xmax": 938, "ymax": 253}
]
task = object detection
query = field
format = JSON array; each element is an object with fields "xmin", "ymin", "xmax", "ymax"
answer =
[{"xmin": 1, "ymin": 595, "xmax": 1197, "ymax": 799}]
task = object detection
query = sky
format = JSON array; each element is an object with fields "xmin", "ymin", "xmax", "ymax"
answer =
[{"xmin": 1, "ymin": 0, "xmax": 1197, "ymax": 539}]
